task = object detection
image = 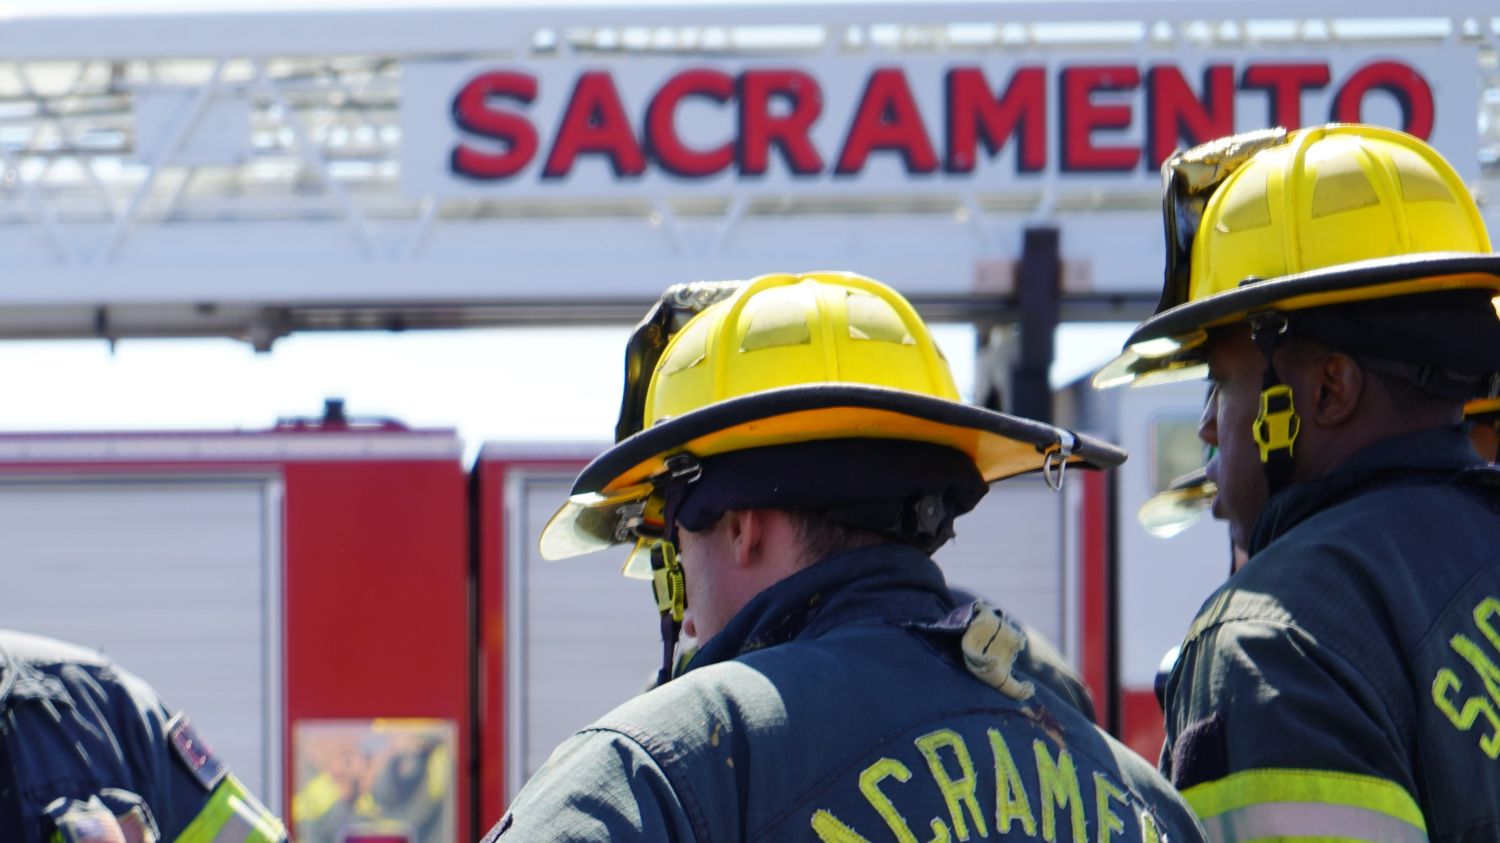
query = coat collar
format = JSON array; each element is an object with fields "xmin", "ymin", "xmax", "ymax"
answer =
[
  {"xmin": 682, "ymin": 543, "xmax": 952, "ymax": 674},
  {"xmin": 1248, "ymin": 426, "xmax": 1490, "ymax": 555}
]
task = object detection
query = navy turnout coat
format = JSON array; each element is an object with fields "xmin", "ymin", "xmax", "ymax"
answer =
[{"xmin": 486, "ymin": 543, "xmax": 1204, "ymax": 842}]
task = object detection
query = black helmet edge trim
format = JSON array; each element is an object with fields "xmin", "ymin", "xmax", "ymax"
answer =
[{"xmin": 1126, "ymin": 252, "xmax": 1500, "ymax": 349}]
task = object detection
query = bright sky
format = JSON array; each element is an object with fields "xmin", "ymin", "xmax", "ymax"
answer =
[{"xmin": 0, "ymin": 324, "xmax": 1133, "ymax": 462}]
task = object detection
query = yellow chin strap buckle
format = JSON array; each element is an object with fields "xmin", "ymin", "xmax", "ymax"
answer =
[
  {"xmin": 651, "ymin": 540, "xmax": 687, "ymax": 623},
  {"xmin": 1252, "ymin": 383, "xmax": 1301, "ymax": 463},
  {"xmin": 1248, "ymin": 311, "xmax": 1300, "ymax": 495}
]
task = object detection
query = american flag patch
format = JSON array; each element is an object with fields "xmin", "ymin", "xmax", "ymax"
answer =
[
  {"xmin": 114, "ymin": 805, "xmax": 159, "ymax": 843},
  {"xmin": 46, "ymin": 794, "xmax": 158, "ymax": 843}
]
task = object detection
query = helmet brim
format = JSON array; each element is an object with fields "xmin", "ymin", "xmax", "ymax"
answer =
[
  {"xmin": 540, "ymin": 383, "xmax": 1125, "ymax": 562},
  {"xmin": 1137, "ymin": 467, "xmax": 1217, "ymax": 538},
  {"xmin": 575, "ymin": 382, "xmax": 1124, "ymax": 497},
  {"xmin": 1095, "ymin": 253, "xmax": 1500, "ymax": 389}
]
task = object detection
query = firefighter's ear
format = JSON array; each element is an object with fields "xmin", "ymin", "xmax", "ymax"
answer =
[
  {"xmin": 1305, "ymin": 351, "xmax": 1363, "ymax": 428},
  {"xmin": 724, "ymin": 509, "xmax": 804, "ymax": 573},
  {"xmin": 722, "ymin": 509, "xmax": 764, "ymax": 570}
]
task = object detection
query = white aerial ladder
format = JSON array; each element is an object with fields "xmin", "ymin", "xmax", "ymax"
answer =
[{"xmin": 0, "ymin": 1, "xmax": 1493, "ymax": 347}]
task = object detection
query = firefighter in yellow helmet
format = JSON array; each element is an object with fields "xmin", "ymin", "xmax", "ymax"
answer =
[
  {"xmin": 484, "ymin": 272, "xmax": 1206, "ymax": 841},
  {"xmin": 1096, "ymin": 124, "xmax": 1500, "ymax": 840}
]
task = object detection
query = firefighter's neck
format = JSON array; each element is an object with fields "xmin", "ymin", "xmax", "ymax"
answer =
[{"xmin": 682, "ymin": 508, "xmax": 816, "ymax": 644}]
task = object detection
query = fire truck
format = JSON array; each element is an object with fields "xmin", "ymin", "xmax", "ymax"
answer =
[{"xmin": 0, "ymin": 2, "xmax": 1495, "ymax": 840}]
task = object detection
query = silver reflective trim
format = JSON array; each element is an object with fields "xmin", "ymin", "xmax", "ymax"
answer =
[
  {"xmin": 210, "ymin": 805, "xmax": 256, "ymax": 843},
  {"xmin": 1203, "ymin": 802, "xmax": 1428, "ymax": 843}
]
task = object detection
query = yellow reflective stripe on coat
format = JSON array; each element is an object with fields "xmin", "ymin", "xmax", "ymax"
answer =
[
  {"xmin": 1182, "ymin": 768, "xmax": 1427, "ymax": 843},
  {"xmin": 175, "ymin": 774, "xmax": 287, "ymax": 843}
]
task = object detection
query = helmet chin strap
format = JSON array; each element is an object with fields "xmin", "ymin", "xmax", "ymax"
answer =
[
  {"xmin": 650, "ymin": 539, "xmax": 687, "ymax": 687},
  {"xmin": 645, "ymin": 453, "xmax": 700, "ymax": 687},
  {"xmin": 1249, "ymin": 313, "xmax": 1301, "ymax": 499}
]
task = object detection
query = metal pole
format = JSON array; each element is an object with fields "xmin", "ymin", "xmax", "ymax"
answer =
[{"xmin": 1012, "ymin": 226, "xmax": 1060, "ymax": 423}]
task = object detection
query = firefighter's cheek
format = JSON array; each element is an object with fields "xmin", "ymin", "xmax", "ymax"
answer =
[
  {"xmin": 676, "ymin": 524, "xmax": 728, "ymax": 643},
  {"xmin": 680, "ymin": 556, "xmax": 713, "ymax": 641},
  {"xmin": 1216, "ymin": 392, "xmax": 1270, "ymax": 542}
]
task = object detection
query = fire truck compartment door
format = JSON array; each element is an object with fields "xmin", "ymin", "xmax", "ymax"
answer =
[{"xmin": 0, "ymin": 475, "xmax": 284, "ymax": 810}]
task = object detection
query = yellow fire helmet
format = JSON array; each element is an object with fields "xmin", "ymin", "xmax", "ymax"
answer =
[
  {"xmin": 542, "ymin": 271, "xmax": 1126, "ymax": 573},
  {"xmin": 1094, "ymin": 123, "xmax": 1500, "ymax": 390}
]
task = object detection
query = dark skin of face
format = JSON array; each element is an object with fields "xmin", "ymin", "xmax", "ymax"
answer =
[{"xmin": 1198, "ymin": 325, "xmax": 1464, "ymax": 551}]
